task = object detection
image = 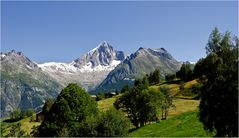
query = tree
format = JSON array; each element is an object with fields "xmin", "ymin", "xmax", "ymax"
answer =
[
  {"xmin": 206, "ymin": 27, "xmax": 222, "ymax": 54},
  {"xmin": 121, "ymin": 85, "xmax": 130, "ymax": 93},
  {"xmin": 176, "ymin": 63, "xmax": 193, "ymax": 81},
  {"xmin": 25, "ymin": 108, "xmax": 34, "ymax": 117},
  {"xmin": 10, "ymin": 108, "xmax": 21, "ymax": 121},
  {"xmin": 147, "ymin": 69, "xmax": 161, "ymax": 85},
  {"xmin": 159, "ymin": 87, "xmax": 174, "ymax": 120},
  {"xmin": 42, "ymin": 98, "xmax": 54, "ymax": 114},
  {"xmin": 165, "ymin": 73, "xmax": 176, "ymax": 81},
  {"xmin": 37, "ymin": 83, "xmax": 98, "ymax": 137},
  {"xmin": 137, "ymin": 89, "xmax": 162, "ymax": 125},
  {"xmin": 153, "ymin": 69, "xmax": 160, "ymax": 84},
  {"xmin": 96, "ymin": 108, "xmax": 130, "ymax": 136},
  {"xmin": 114, "ymin": 86, "xmax": 162, "ymax": 128},
  {"xmin": 114, "ymin": 87, "xmax": 141, "ymax": 128},
  {"xmin": 199, "ymin": 29, "xmax": 238, "ymax": 136}
]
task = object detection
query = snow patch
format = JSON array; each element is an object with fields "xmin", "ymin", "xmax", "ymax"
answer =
[
  {"xmin": 79, "ymin": 60, "xmax": 121, "ymax": 72},
  {"xmin": 38, "ymin": 59, "xmax": 121, "ymax": 74},
  {"xmin": 38, "ymin": 62, "xmax": 78, "ymax": 74}
]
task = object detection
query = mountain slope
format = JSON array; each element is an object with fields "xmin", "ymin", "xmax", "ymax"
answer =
[
  {"xmin": 0, "ymin": 50, "xmax": 63, "ymax": 117},
  {"xmin": 38, "ymin": 41, "xmax": 126, "ymax": 91},
  {"xmin": 95, "ymin": 47, "xmax": 181, "ymax": 93}
]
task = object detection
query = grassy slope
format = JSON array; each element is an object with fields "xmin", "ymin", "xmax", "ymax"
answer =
[
  {"xmin": 150, "ymin": 79, "xmax": 198, "ymax": 97},
  {"xmin": 97, "ymin": 96, "xmax": 119, "ymax": 111},
  {"xmin": 129, "ymin": 111, "xmax": 213, "ymax": 137},
  {"xmin": 1, "ymin": 115, "xmax": 40, "ymax": 136}
]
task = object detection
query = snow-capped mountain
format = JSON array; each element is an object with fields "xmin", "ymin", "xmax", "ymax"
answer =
[
  {"xmin": 38, "ymin": 41, "xmax": 127, "ymax": 90},
  {"xmin": 73, "ymin": 41, "xmax": 125, "ymax": 69}
]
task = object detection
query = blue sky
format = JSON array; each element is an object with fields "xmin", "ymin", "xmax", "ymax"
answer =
[{"xmin": 1, "ymin": 1, "xmax": 238, "ymax": 63}]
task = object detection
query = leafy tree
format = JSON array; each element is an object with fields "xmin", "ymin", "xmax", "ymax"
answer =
[
  {"xmin": 114, "ymin": 87, "xmax": 141, "ymax": 128},
  {"xmin": 96, "ymin": 108, "xmax": 130, "ymax": 136},
  {"xmin": 159, "ymin": 87, "xmax": 174, "ymax": 120},
  {"xmin": 198, "ymin": 28, "xmax": 238, "ymax": 136},
  {"xmin": 137, "ymin": 89, "xmax": 162, "ymax": 125},
  {"xmin": 42, "ymin": 98, "xmax": 54, "ymax": 114},
  {"xmin": 37, "ymin": 83, "xmax": 98, "ymax": 137},
  {"xmin": 114, "ymin": 86, "xmax": 162, "ymax": 128}
]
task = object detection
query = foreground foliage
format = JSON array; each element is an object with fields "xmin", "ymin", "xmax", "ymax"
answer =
[
  {"xmin": 196, "ymin": 28, "xmax": 238, "ymax": 136},
  {"xmin": 37, "ymin": 83, "xmax": 99, "ymax": 136},
  {"xmin": 36, "ymin": 83, "xmax": 129, "ymax": 137}
]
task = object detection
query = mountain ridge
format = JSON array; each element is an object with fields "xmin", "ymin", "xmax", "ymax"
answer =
[{"xmin": 94, "ymin": 47, "xmax": 182, "ymax": 93}]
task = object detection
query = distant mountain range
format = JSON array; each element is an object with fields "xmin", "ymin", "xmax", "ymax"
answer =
[
  {"xmin": 1, "ymin": 41, "xmax": 184, "ymax": 117},
  {"xmin": 94, "ymin": 47, "xmax": 182, "ymax": 93}
]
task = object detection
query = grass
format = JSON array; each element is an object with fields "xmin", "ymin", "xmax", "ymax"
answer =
[
  {"xmin": 168, "ymin": 99, "xmax": 199, "ymax": 117},
  {"xmin": 1, "ymin": 115, "xmax": 40, "ymax": 137},
  {"xmin": 150, "ymin": 79, "xmax": 199, "ymax": 98},
  {"xmin": 129, "ymin": 111, "xmax": 213, "ymax": 137},
  {"xmin": 97, "ymin": 95, "xmax": 118, "ymax": 111}
]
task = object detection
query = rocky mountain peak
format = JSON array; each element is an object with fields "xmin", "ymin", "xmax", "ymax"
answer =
[
  {"xmin": 1, "ymin": 50, "xmax": 38, "ymax": 69},
  {"xmin": 73, "ymin": 41, "xmax": 126, "ymax": 68}
]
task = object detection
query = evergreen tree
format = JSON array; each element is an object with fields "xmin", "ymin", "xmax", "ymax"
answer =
[
  {"xmin": 199, "ymin": 29, "xmax": 238, "ymax": 137},
  {"xmin": 176, "ymin": 63, "xmax": 193, "ymax": 81},
  {"xmin": 165, "ymin": 73, "xmax": 176, "ymax": 81}
]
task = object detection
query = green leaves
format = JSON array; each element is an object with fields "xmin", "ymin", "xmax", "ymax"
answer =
[
  {"xmin": 38, "ymin": 83, "xmax": 98, "ymax": 137},
  {"xmin": 199, "ymin": 28, "xmax": 238, "ymax": 136}
]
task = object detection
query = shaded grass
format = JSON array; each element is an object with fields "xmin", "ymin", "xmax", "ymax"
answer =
[
  {"xmin": 1, "ymin": 115, "xmax": 40, "ymax": 137},
  {"xmin": 129, "ymin": 111, "xmax": 213, "ymax": 137}
]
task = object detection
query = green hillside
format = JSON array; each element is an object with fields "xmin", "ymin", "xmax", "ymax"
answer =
[
  {"xmin": 1, "ymin": 79, "xmax": 202, "ymax": 137},
  {"xmin": 129, "ymin": 111, "xmax": 213, "ymax": 137},
  {"xmin": 1, "ymin": 115, "xmax": 40, "ymax": 137}
]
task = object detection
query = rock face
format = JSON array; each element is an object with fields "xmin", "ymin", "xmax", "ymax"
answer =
[
  {"xmin": 0, "ymin": 42, "xmax": 126, "ymax": 117},
  {"xmin": 0, "ymin": 50, "xmax": 62, "ymax": 117},
  {"xmin": 38, "ymin": 41, "xmax": 127, "ymax": 91},
  {"xmin": 73, "ymin": 41, "xmax": 125, "ymax": 68},
  {"xmin": 95, "ymin": 47, "xmax": 182, "ymax": 93}
]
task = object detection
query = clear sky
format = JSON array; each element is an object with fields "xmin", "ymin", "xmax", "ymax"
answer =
[{"xmin": 1, "ymin": 1, "xmax": 238, "ymax": 63}]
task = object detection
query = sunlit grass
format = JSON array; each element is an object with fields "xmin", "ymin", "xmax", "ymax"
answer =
[{"xmin": 129, "ymin": 111, "xmax": 213, "ymax": 137}]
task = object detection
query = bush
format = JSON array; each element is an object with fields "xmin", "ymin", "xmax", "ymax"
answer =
[{"xmin": 96, "ymin": 108, "xmax": 130, "ymax": 136}]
